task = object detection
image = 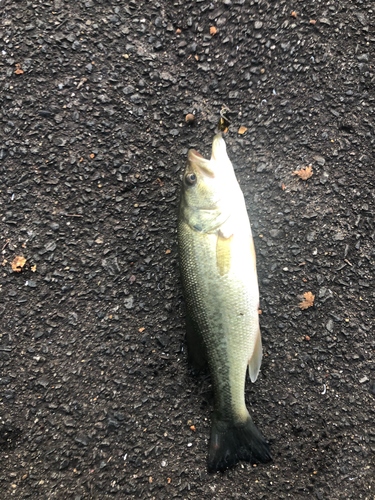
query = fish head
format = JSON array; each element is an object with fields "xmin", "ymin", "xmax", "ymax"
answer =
[{"xmin": 180, "ymin": 134, "xmax": 238, "ymax": 216}]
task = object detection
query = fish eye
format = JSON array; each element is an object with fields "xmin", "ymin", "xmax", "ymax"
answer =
[{"xmin": 185, "ymin": 173, "xmax": 197, "ymax": 186}]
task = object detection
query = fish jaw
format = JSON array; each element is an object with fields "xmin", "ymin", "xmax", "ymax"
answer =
[
  {"xmin": 187, "ymin": 149, "xmax": 215, "ymax": 178},
  {"xmin": 211, "ymin": 133, "xmax": 227, "ymax": 162},
  {"xmin": 187, "ymin": 133, "xmax": 231, "ymax": 176}
]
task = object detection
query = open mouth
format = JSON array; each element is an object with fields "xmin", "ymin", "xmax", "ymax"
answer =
[{"xmin": 188, "ymin": 149, "xmax": 215, "ymax": 177}]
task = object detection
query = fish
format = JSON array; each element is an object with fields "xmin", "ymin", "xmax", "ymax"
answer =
[{"xmin": 177, "ymin": 134, "xmax": 271, "ymax": 472}]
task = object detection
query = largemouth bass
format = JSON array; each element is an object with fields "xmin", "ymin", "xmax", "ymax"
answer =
[{"xmin": 178, "ymin": 134, "xmax": 271, "ymax": 472}]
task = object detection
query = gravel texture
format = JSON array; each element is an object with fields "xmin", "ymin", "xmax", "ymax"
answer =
[{"xmin": 1, "ymin": 0, "xmax": 375, "ymax": 498}]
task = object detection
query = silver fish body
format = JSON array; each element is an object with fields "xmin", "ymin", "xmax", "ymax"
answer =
[{"xmin": 178, "ymin": 134, "xmax": 271, "ymax": 472}]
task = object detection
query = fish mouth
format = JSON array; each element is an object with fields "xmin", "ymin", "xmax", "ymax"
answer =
[{"xmin": 188, "ymin": 149, "xmax": 215, "ymax": 177}]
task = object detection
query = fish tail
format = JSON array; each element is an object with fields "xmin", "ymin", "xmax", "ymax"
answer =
[{"xmin": 207, "ymin": 413, "xmax": 272, "ymax": 472}]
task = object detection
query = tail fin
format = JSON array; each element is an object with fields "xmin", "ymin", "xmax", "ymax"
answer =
[{"xmin": 207, "ymin": 413, "xmax": 272, "ymax": 472}]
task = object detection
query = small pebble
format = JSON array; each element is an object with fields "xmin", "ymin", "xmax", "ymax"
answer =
[{"xmin": 185, "ymin": 113, "xmax": 195, "ymax": 125}]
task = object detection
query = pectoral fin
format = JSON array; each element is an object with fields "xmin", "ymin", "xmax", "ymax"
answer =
[
  {"xmin": 216, "ymin": 233, "xmax": 233, "ymax": 276},
  {"xmin": 248, "ymin": 327, "xmax": 262, "ymax": 383}
]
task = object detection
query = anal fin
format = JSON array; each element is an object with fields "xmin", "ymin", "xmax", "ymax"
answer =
[{"xmin": 248, "ymin": 327, "xmax": 262, "ymax": 383}]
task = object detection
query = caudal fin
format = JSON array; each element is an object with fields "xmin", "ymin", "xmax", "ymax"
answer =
[{"xmin": 207, "ymin": 413, "xmax": 272, "ymax": 472}]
